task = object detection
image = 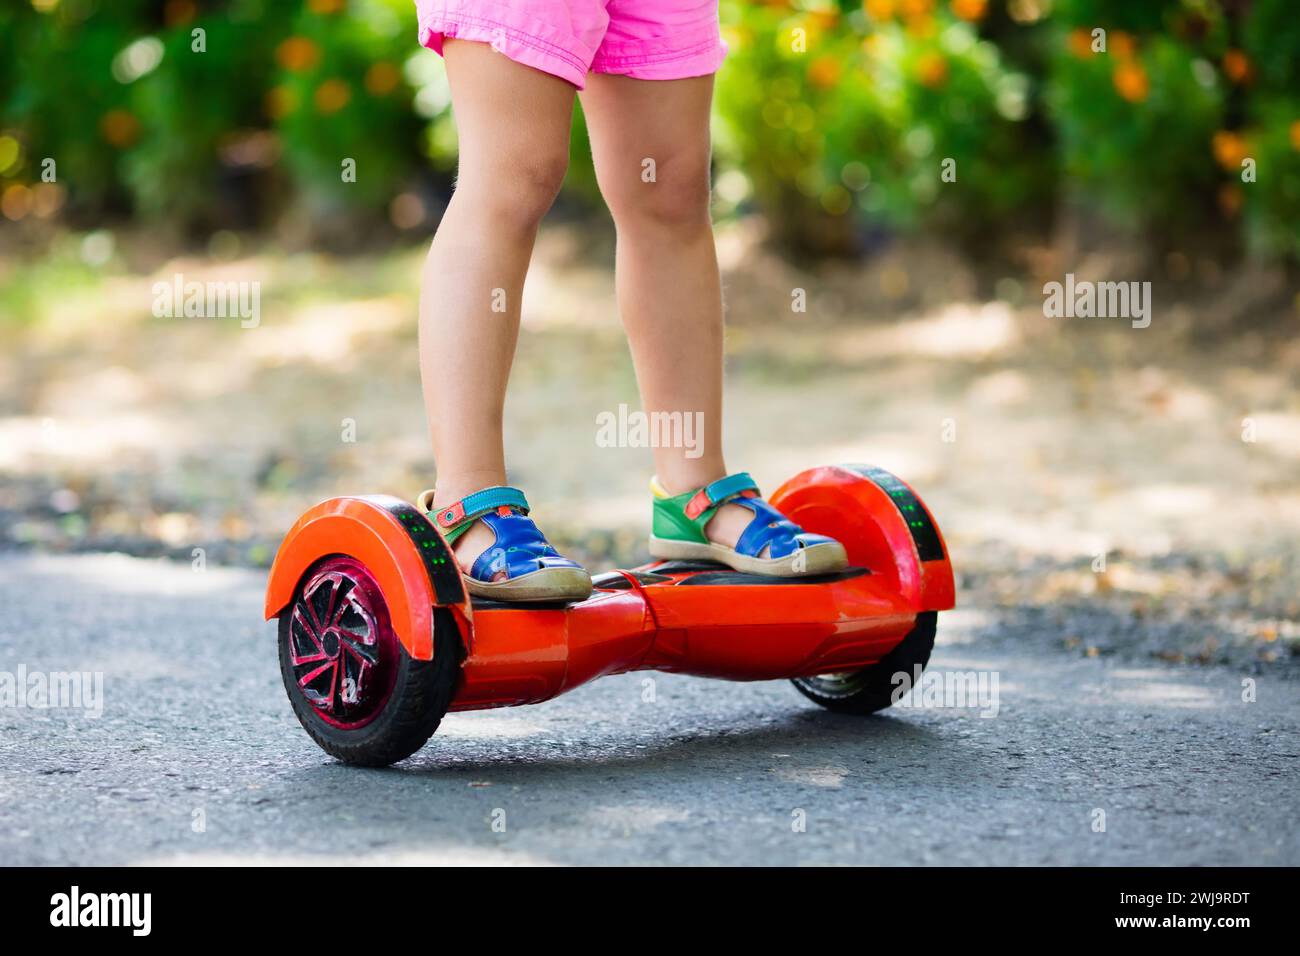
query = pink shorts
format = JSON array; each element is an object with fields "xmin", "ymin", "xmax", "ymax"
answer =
[{"xmin": 413, "ymin": 0, "xmax": 726, "ymax": 90}]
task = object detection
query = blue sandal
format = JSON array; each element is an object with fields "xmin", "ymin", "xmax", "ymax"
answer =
[
  {"xmin": 649, "ymin": 472, "xmax": 848, "ymax": 577},
  {"xmin": 417, "ymin": 486, "xmax": 592, "ymax": 602}
]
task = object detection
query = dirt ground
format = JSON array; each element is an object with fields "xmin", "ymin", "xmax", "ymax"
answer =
[{"xmin": 1, "ymin": 220, "xmax": 1297, "ymax": 670}]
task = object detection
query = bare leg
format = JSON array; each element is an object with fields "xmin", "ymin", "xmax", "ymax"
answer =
[
  {"xmin": 419, "ymin": 40, "xmax": 575, "ymax": 560},
  {"xmin": 580, "ymin": 73, "xmax": 751, "ymax": 547}
]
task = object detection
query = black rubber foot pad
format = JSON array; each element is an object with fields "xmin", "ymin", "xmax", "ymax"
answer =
[{"xmin": 671, "ymin": 566, "xmax": 870, "ymax": 586}]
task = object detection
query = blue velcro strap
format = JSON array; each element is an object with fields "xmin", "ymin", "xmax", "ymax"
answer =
[
  {"xmin": 459, "ymin": 485, "xmax": 529, "ymax": 519},
  {"xmin": 703, "ymin": 472, "xmax": 759, "ymax": 506},
  {"xmin": 431, "ymin": 485, "xmax": 530, "ymax": 535}
]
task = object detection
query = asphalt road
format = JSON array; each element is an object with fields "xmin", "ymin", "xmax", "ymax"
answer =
[{"xmin": 1, "ymin": 552, "xmax": 1295, "ymax": 866}]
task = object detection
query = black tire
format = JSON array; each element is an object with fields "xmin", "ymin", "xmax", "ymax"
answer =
[
  {"xmin": 279, "ymin": 599, "xmax": 462, "ymax": 768},
  {"xmin": 790, "ymin": 611, "xmax": 937, "ymax": 715}
]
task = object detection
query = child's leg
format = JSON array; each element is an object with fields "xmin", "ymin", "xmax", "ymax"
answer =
[
  {"xmin": 579, "ymin": 73, "xmax": 751, "ymax": 548},
  {"xmin": 420, "ymin": 39, "xmax": 575, "ymax": 558}
]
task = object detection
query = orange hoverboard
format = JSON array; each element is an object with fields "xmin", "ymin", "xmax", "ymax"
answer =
[{"xmin": 264, "ymin": 465, "xmax": 955, "ymax": 766}]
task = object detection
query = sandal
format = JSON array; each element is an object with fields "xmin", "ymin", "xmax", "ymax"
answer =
[
  {"xmin": 649, "ymin": 472, "xmax": 848, "ymax": 577},
  {"xmin": 417, "ymin": 486, "xmax": 592, "ymax": 602}
]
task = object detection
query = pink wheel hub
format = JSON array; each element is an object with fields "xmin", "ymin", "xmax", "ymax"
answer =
[{"xmin": 287, "ymin": 557, "xmax": 398, "ymax": 729}]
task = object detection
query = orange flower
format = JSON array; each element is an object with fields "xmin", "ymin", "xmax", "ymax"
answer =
[
  {"xmin": 807, "ymin": 55, "xmax": 842, "ymax": 89},
  {"xmin": 864, "ymin": 0, "xmax": 894, "ymax": 19},
  {"xmin": 1222, "ymin": 49, "xmax": 1252, "ymax": 84},
  {"xmin": 950, "ymin": 0, "xmax": 987, "ymax": 21},
  {"xmin": 31, "ymin": 182, "xmax": 65, "ymax": 219},
  {"xmin": 808, "ymin": 9, "xmax": 840, "ymax": 30},
  {"xmin": 901, "ymin": 0, "xmax": 935, "ymax": 36},
  {"xmin": 1217, "ymin": 183, "xmax": 1242, "ymax": 218},
  {"xmin": 1290, "ymin": 120, "xmax": 1300, "ymax": 152},
  {"xmin": 164, "ymin": 0, "xmax": 197, "ymax": 27},
  {"xmin": 276, "ymin": 36, "xmax": 321, "ymax": 72},
  {"xmin": 100, "ymin": 110, "xmax": 141, "ymax": 147},
  {"xmin": 1109, "ymin": 31, "xmax": 1136, "ymax": 58},
  {"xmin": 906, "ymin": 14, "xmax": 937, "ymax": 38},
  {"xmin": 314, "ymin": 78, "xmax": 352, "ymax": 114},
  {"xmin": 308, "ymin": 0, "xmax": 344, "ymax": 12},
  {"xmin": 1113, "ymin": 61, "xmax": 1148, "ymax": 102},
  {"xmin": 916, "ymin": 51, "xmax": 948, "ymax": 88},
  {"xmin": 1067, "ymin": 28, "xmax": 1094, "ymax": 59},
  {"xmin": 1, "ymin": 184, "xmax": 32, "ymax": 222},
  {"xmin": 364, "ymin": 61, "xmax": 401, "ymax": 96},
  {"xmin": 1212, "ymin": 130, "xmax": 1249, "ymax": 171}
]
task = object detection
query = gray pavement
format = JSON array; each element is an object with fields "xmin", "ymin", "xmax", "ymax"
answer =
[{"xmin": 0, "ymin": 552, "xmax": 1295, "ymax": 866}]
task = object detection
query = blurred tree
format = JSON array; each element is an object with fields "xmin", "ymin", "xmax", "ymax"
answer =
[{"xmin": 0, "ymin": 0, "xmax": 1295, "ymax": 261}]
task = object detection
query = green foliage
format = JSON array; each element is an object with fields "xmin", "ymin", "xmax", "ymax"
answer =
[
  {"xmin": 1240, "ymin": 0, "xmax": 1300, "ymax": 258},
  {"xmin": 1045, "ymin": 28, "xmax": 1223, "ymax": 230},
  {"xmin": 272, "ymin": 1, "xmax": 424, "ymax": 213},
  {"xmin": 1, "ymin": 5, "xmax": 138, "ymax": 208},
  {"xmin": 1044, "ymin": 0, "xmax": 1299, "ymax": 249},
  {"xmin": 1242, "ymin": 97, "xmax": 1300, "ymax": 259},
  {"xmin": 1, "ymin": 0, "xmax": 428, "ymax": 229},
  {"xmin": 715, "ymin": 1, "xmax": 1043, "ymax": 253},
  {"xmin": 123, "ymin": 12, "xmax": 292, "ymax": 222},
  {"xmin": 1243, "ymin": 0, "xmax": 1300, "ymax": 90},
  {"xmin": 0, "ymin": 0, "xmax": 1297, "ymax": 259}
]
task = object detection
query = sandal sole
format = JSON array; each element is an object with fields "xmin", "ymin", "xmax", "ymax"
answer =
[
  {"xmin": 464, "ymin": 566, "xmax": 593, "ymax": 603},
  {"xmin": 647, "ymin": 536, "xmax": 848, "ymax": 577}
]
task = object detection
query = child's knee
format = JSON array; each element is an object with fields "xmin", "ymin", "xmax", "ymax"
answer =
[
  {"xmin": 460, "ymin": 148, "xmax": 570, "ymax": 229},
  {"xmin": 603, "ymin": 151, "xmax": 712, "ymax": 231}
]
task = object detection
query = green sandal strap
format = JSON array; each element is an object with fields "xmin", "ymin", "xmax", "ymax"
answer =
[{"xmin": 651, "ymin": 472, "xmax": 760, "ymax": 543}]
